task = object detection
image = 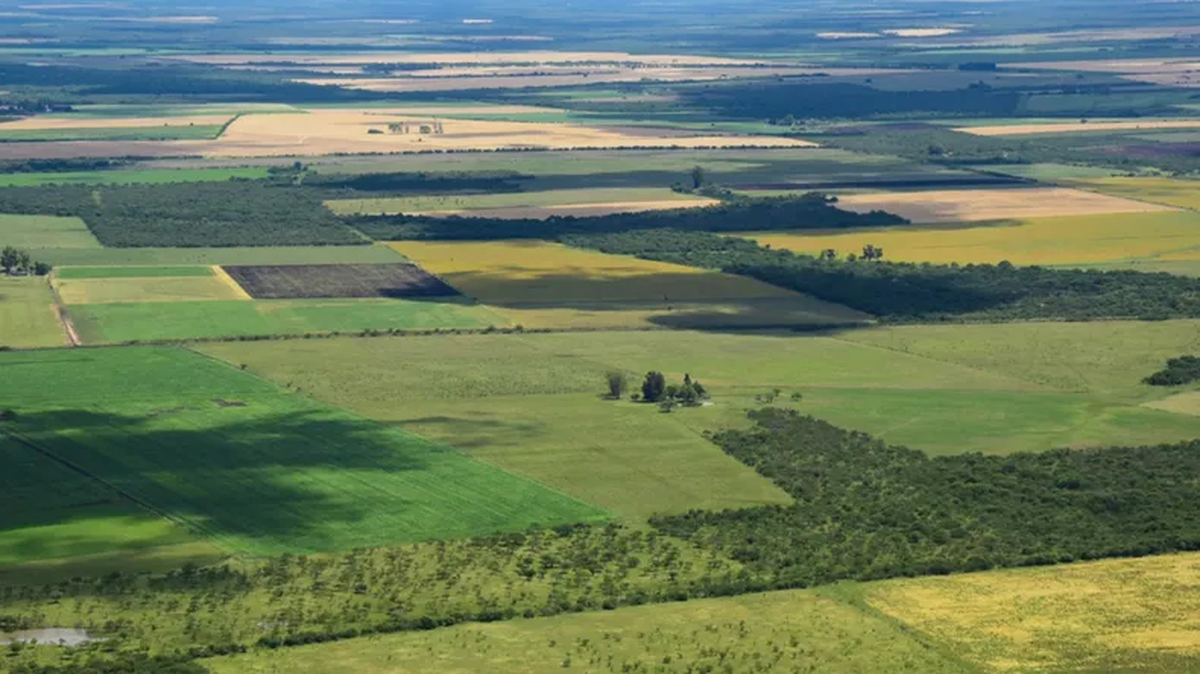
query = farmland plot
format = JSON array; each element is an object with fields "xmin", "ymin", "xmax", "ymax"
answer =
[
  {"xmin": 0, "ymin": 276, "xmax": 67, "ymax": 348},
  {"xmin": 222, "ymin": 263, "xmax": 461, "ymax": 299},
  {"xmin": 0, "ymin": 347, "xmax": 606, "ymax": 555},
  {"xmin": 833, "ymin": 187, "xmax": 1172, "ymax": 223}
]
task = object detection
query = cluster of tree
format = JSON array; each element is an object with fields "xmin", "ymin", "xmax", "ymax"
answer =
[
  {"xmin": 0, "ymin": 182, "xmax": 362, "ymax": 248},
  {"xmin": 0, "ymin": 158, "xmax": 125, "ymax": 174},
  {"xmin": 561, "ymin": 228, "xmax": 1200, "ymax": 322},
  {"xmin": 350, "ymin": 194, "xmax": 907, "ymax": 241},
  {"xmin": 652, "ymin": 408, "xmax": 1200, "ymax": 585},
  {"xmin": 605, "ymin": 371, "xmax": 710, "ymax": 411},
  {"xmin": 0, "ymin": 246, "xmax": 50, "ymax": 276},
  {"xmin": 302, "ymin": 170, "xmax": 529, "ymax": 194},
  {"xmin": 1144, "ymin": 355, "xmax": 1200, "ymax": 386}
]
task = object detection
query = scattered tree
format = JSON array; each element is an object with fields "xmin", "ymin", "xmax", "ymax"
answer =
[
  {"xmin": 690, "ymin": 165, "xmax": 706, "ymax": 190},
  {"xmin": 642, "ymin": 371, "xmax": 667, "ymax": 403},
  {"xmin": 605, "ymin": 371, "xmax": 629, "ymax": 399}
]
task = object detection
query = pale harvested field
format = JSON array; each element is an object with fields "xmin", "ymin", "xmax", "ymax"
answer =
[
  {"xmin": 744, "ymin": 210, "xmax": 1200, "ymax": 266},
  {"xmin": 867, "ymin": 553, "xmax": 1200, "ymax": 671},
  {"xmin": 836, "ymin": 187, "xmax": 1171, "ymax": 222},
  {"xmin": 0, "ymin": 114, "xmax": 232, "ymax": 130},
  {"xmin": 1010, "ymin": 58, "xmax": 1200, "ymax": 74},
  {"xmin": 881, "ymin": 28, "xmax": 961, "ymax": 37},
  {"xmin": 206, "ymin": 111, "xmax": 816, "ymax": 157},
  {"xmin": 957, "ymin": 119, "xmax": 1200, "ymax": 136}
]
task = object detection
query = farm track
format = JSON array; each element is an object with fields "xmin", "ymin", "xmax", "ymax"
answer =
[{"xmin": 46, "ymin": 273, "xmax": 81, "ymax": 346}]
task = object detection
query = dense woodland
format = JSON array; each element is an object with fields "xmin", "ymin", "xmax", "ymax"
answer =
[
  {"xmin": 1144, "ymin": 355, "xmax": 1200, "ymax": 386},
  {"xmin": 350, "ymin": 193, "xmax": 906, "ymax": 240},
  {"xmin": 653, "ymin": 409, "xmax": 1200, "ymax": 583},
  {"xmin": 564, "ymin": 228, "xmax": 1200, "ymax": 322}
]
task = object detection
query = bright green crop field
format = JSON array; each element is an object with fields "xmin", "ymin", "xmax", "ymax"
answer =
[
  {"xmin": 31, "ymin": 243, "xmax": 407, "ymax": 267},
  {"xmin": 55, "ymin": 265, "xmax": 215, "ymax": 280},
  {"xmin": 0, "ymin": 212, "xmax": 100, "ymax": 249},
  {"xmin": 0, "ymin": 347, "xmax": 607, "ymax": 557},
  {"xmin": 70, "ymin": 298, "xmax": 509, "ymax": 343},
  {"xmin": 0, "ymin": 167, "xmax": 271, "ymax": 187},
  {"xmin": 0, "ymin": 276, "xmax": 67, "ymax": 348},
  {"xmin": 0, "ymin": 124, "xmax": 224, "ymax": 142}
]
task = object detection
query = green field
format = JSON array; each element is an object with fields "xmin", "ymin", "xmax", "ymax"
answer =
[
  {"xmin": 0, "ymin": 276, "xmax": 66, "ymax": 347},
  {"xmin": 0, "ymin": 166, "xmax": 271, "ymax": 187},
  {"xmin": 202, "ymin": 587, "xmax": 968, "ymax": 674},
  {"xmin": 0, "ymin": 212, "xmax": 100, "ymax": 249},
  {"xmin": 31, "ymin": 243, "xmax": 407, "ymax": 267},
  {"xmin": 70, "ymin": 298, "xmax": 510, "ymax": 343},
  {"xmin": 55, "ymin": 265, "xmax": 215, "ymax": 279},
  {"xmin": 0, "ymin": 124, "xmax": 224, "ymax": 142},
  {"xmin": 0, "ymin": 347, "xmax": 607, "ymax": 556}
]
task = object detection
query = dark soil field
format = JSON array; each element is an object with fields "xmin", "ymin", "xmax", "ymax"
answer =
[{"xmin": 222, "ymin": 263, "xmax": 462, "ymax": 299}]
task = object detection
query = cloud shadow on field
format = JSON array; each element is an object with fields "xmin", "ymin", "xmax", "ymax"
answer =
[{"xmin": 0, "ymin": 403, "xmax": 538, "ymax": 558}]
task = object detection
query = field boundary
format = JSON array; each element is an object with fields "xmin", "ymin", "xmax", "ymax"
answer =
[{"xmin": 45, "ymin": 272, "xmax": 81, "ymax": 347}]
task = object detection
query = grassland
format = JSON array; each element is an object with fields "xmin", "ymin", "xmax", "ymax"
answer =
[
  {"xmin": 743, "ymin": 209, "xmax": 1200, "ymax": 265},
  {"xmin": 55, "ymin": 265, "xmax": 216, "ymax": 279},
  {"xmin": 31, "ymin": 243, "xmax": 408, "ymax": 267},
  {"xmin": 55, "ymin": 273, "xmax": 248, "ymax": 304},
  {"xmin": 202, "ymin": 587, "xmax": 968, "ymax": 674},
  {"xmin": 199, "ymin": 322, "xmax": 1200, "ymax": 517},
  {"xmin": 325, "ymin": 187, "xmax": 716, "ymax": 216},
  {"xmin": 0, "ymin": 276, "xmax": 67, "ymax": 348},
  {"xmin": 866, "ymin": 553, "xmax": 1200, "ymax": 672},
  {"xmin": 0, "ymin": 125, "xmax": 226, "ymax": 142},
  {"xmin": 0, "ymin": 347, "xmax": 607, "ymax": 556},
  {"xmin": 69, "ymin": 297, "xmax": 509, "ymax": 343},
  {"xmin": 0, "ymin": 212, "xmax": 100, "ymax": 249},
  {"xmin": 392, "ymin": 240, "xmax": 867, "ymax": 329},
  {"xmin": 0, "ymin": 166, "xmax": 270, "ymax": 187},
  {"xmin": 1078, "ymin": 176, "xmax": 1200, "ymax": 210}
]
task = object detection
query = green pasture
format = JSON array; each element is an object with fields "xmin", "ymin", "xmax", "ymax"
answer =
[
  {"xmin": 0, "ymin": 213, "xmax": 100, "ymax": 249},
  {"xmin": 55, "ymin": 265, "xmax": 215, "ymax": 279},
  {"xmin": 0, "ymin": 276, "xmax": 67, "ymax": 348},
  {"xmin": 0, "ymin": 166, "xmax": 271, "ymax": 187},
  {"xmin": 69, "ymin": 298, "xmax": 509, "ymax": 344},
  {"xmin": 30, "ymin": 243, "xmax": 406, "ymax": 267},
  {"xmin": 202, "ymin": 587, "xmax": 967, "ymax": 674},
  {"xmin": 0, "ymin": 347, "xmax": 607, "ymax": 556},
  {"xmin": 0, "ymin": 124, "xmax": 225, "ymax": 142},
  {"xmin": 974, "ymin": 163, "xmax": 1125, "ymax": 182}
]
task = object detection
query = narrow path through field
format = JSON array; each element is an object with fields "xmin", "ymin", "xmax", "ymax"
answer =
[{"xmin": 46, "ymin": 273, "xmax": 81, "ymax": 347}]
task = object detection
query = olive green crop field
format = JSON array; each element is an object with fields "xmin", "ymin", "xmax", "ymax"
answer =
[
  {"xmin": 200, "ymin": 320, "xmax": 1200, "ymax": 517},
  {"xmin": 0, "ymin": 276, "xmax": 67, "ymax": 348},
  {"xmin": 0, "ymin": 347, "xmax": 606, "ymax": 559}
]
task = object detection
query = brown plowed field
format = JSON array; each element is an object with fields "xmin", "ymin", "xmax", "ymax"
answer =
[{"xmin": 222, "ymin": 263, "xmax": 461, "ymax": 299}]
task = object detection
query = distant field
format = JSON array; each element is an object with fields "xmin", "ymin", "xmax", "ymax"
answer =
[
  {"xmin": 744, "ymin": 210, "xmax": 1200, "ymax": 265},
  {"xmin": 31, "ymin": 243, "xmax": 407, "ymax": 267},
  {"xmin": 203, "ymin": 586, "xmax": 967, "ymax": 674},
  {"xmin": 55, "ymin": 266, "xmax": 215, "ymax": 279},
  {"xmin": 0, "ymin": 276, "xmax": 66, "ymax": 348},
  {"xmin": 222, "ymin": 263, "xmax": 460, "ymax": 300},
  {"xmin": 55, "ymin": 274, "xmax": 247, "ymax": 304},
  {"xmin": 0, "ymin": 213, "xmax": 100, "ymax": 249},
  {"xmin": 325, "ymin": 187, "xmax": 716, "ymax": 216},
  {"xmin": 0, "ymin": 166, "xmax": 270, "ymax": 187},
  {"xmin": 867, "ymin": 553, "xmax": 1200, "ymax": 671},
  {"xmin": 0, "ymin": 114, "xmax": 233, "ymax": 131},
  {"xmin": 0, "ymin": 347, "xmax": 606, "ymax": 556},
  {"xmin": 70, "ymin": 297, "xmax": 508, "ymax": 344},
  {"xmin": 967, "ymin": 163, "xmax": 1124, "ymax": 182},
  {"xmin": 835, "ymin": 187, "xmax": 1172, "ymax": 222},
  {"xmin": 0, "ymin": 124, "xmax": 226, "ymax": 142},
  {"xmin": 956, "ymin": 119, "xmax": 1200, "ymax": 136}
]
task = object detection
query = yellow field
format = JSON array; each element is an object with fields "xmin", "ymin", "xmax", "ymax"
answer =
[
  {"xmin": 55, "ymin": 275, "xmax": 251, "ymax": 305},
  {"xmin": 956, "ymin": 119, "xmax": 1200, "ymax": 136},
  {"xmin": 1077, "ymin": 176, "xmax": 1200, "ymax": 209},
  {"xmin": 204, "ymin": 111, "xmax": 815, "ymax": 157},
  {"xmin": 1143, "ymin": 390, "xmax": 1200, "ymax": 416},
  {"xmin": 746, "ymin": 210, "xmax": 1200, "ymax": 266},
  {"xmin": 210, "ymin": 265, "xmax": 254, "ymax": 300},
  {"xmin": 0, "ymin": 114, "xmax": 232, "ymax": 130},
  {"xmin": 325, "ymin": 187, "xmax": 716, "ymax": 217},
  {"xmin": 835, "ymin": 187, "xmax": 1171, "ymax": 222},
  {"xmin": 391, "ymin": 240, "xmax": 868, "ymax": 328},
  {"xmin": 867, "ymin": 553, "xmax": 1200, "ymax": 671}
]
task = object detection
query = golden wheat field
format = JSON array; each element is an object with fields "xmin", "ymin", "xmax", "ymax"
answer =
[
  {"xmin": 390, "ymin": 240, "xmax": 868, "ymax": 328},
  {"xmin": 835, "ymin": 187, "xmax": 1171, "ymax": 222},
  {"xmin": 867, "ymin": 553, "xmax": 1200, "ymax": 671},
  {"xmin": 744, "ymin": 210, "xmax": 1200, "ymax": 266},
  {"xmin": 204, "ymin": 110, "xmax": 815, "ymax": 157}
]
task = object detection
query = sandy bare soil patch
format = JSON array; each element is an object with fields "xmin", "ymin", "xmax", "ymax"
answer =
[
  {"xmin": 956, "ymin": 120, "xmax": 1200, "ymax": 136},
  {"xmin": 837, "ymin": 187, "xmax": 1174, "ymax": 223},
  {"xmin": 410, "ymin": 199, "xmax": 721, "ymax": 219},
  {"xmin": 201, "ymin": 110, "xmax": 816, "ymax": 157},
  {"xmin": 0, "ymin": 115, "xmax": 232, "ymax": 131},
  {"xmin": 168, "ymin": 51, "xmax": 786, "ymax": 67}
]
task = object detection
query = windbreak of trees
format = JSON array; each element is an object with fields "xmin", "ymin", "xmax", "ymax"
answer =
[
  {"xmin": 1, "ymin": 246, "xmax": 51, "ymax": 275},
  {"xmin": 0, "ymin": 158, "xmax": 126, "ymax": 174},
  {"xmin": 563, "ymin": 228, "xmax": 1200, "ymax": 322},
  {"xmin": 652, "ymin": 408, "xmax": 1200, "ymax": 585},
  {"xmin": 1144, "ymin": 355, "xmax": 1200, "ymax": 386},
  {"xmin": 350, "ymin": 193, "xmax": 907, "ymax": 241}
]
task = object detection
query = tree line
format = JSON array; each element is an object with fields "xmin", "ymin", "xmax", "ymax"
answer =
[
  {"xmin": 562, "ymin": 228, "xmax": 1200, "ymax": 322},
  {"xmin": 1, "ymin": 246, "xmax": 50, "ymax": 275}
]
